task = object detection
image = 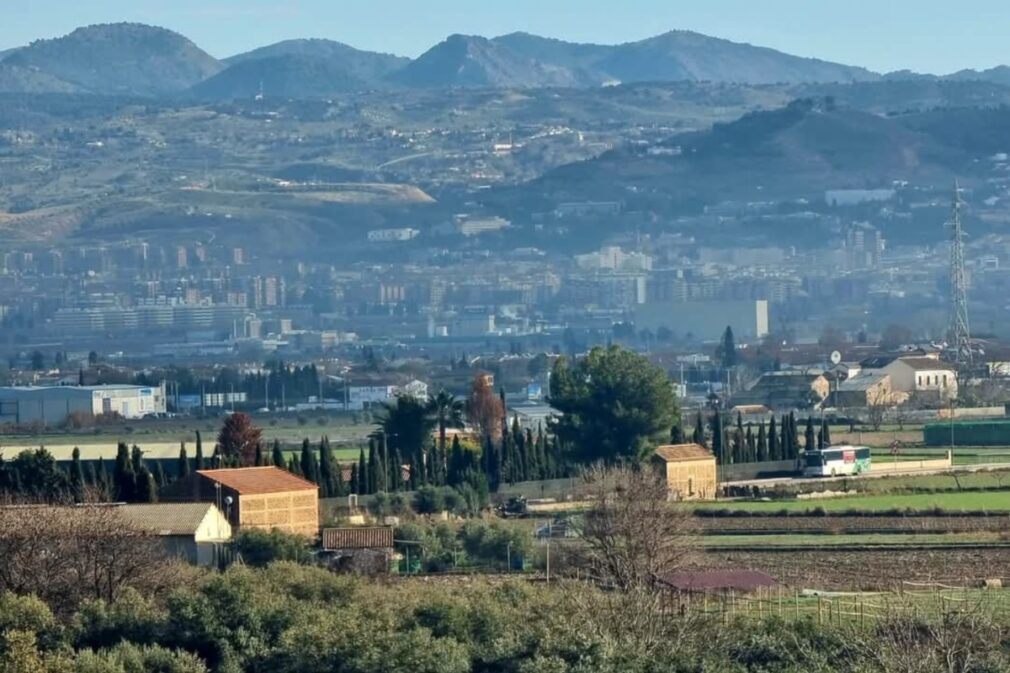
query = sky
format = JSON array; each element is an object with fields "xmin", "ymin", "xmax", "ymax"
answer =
[{"xmin": 2, "ymin": 0, "xmax": 1009, "ymax": 75}]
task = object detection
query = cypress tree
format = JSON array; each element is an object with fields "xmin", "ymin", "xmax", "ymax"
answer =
[
  {"xmin": 70, "ymin": 447, "xmax": 85, "ymax": 502},
  {"xmin": 822, "ymin": 419, "xmax": 832, "ymax": 447},
  {"xmin": 178, "ymin": 443, "xmax": 190, "ymax": 481},
  {"xmin": 319, "ymin": 437, "xmax": 336, "ymax": 497},
  {"xmin": 671, "ymin": 421, "xmax": 685, "ymax": 444},
  {"xmin": 368, "ymin": 439, "xmax": 383, "ymax": 493},
  {"xmin": 730, "ymin": 428, "xmax": 742, "ymax": 465},
  {"xmin": 349, "ymin": 462, "xmax": 359, "ymax": 495},
  {"xmin": 154, "ymin": 462, "xmax": 168, "ymax": 488},
  {"xmin": 390, "ymin": 448, "xmax": 403, "ymax": 491},
  {"xmin": 96, "ymin": 456, "xmax": 110, "ymax": 497},
  {"xmin": 272, "ymin": 439, "xmax": 284, "ymax": 470},
  {"xmin": 710, "ymin": 413, "xmax": 724, "ymax": 465},
  {"xmin": 113, "ymin": 442, "xmax": 135, "ymax": 502},
  {"xmin": 288, "ymin": 455, "xmax": 302, "ymax": 476},
  {"xmin": 746, "ymin": 425, "xmax": 756, "ymax": 463},
  {"xmin": 551, "ymin": 435, "xmax": 564, "ymax": 478},
  {"xmin": 448, "ymin": 435, "xmax": 464, "ymax": 486},
  {"xmin": 254, "ymin": 442, "xmax": 264, "ymax": 467},
  {"xmin": 300, "ymin": 439, "xmax": 319, "ymax": 485},
  {"xmin": 757, "ymin": 422, "xmax": 768, "ymax": 462},
  {"xmin": 358, "ymin": 447, "xmax": 369, "ymax": 494},
  {"xmin": 195, "ymin": 431, "xmax": 205, "ymax": 470},
  {"xmin": 534, "ymin": 430, "xmax": 548, "ymax": 481},
  {"xmin": 525, "ymin": 428, "xmax": 537, "ymax": 480},
  {"xmin": 768, "ymin": 416, "xmax": 779, "ymax": 461},
  {"xmin": 211, "ymin": 444, "xmax": 221, "ymax": 468},
  {"xmin": 136, "ymin": 467, "xmax": 158, "ymax": 503},
  {"xmin": 805, "ymin": 417, "xmax": 816, "ymax": 453},
  {"xmin": 693, "ymin": 412, "xmax": 706, "ymax": 447}
]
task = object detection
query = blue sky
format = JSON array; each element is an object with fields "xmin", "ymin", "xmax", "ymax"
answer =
[{"xmin": 3, "ymin": 0, "xmax": 1009, "ymax": 74}]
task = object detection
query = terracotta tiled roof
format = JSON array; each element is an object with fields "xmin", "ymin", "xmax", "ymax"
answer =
[
  {"xmin": 322, "ymin": 527, "xmax": 394, "ymax": 550},
  {"xmin": 197, "ymin": 467, "xmax": 318, "ymax": 495},
  {"xmin": 654, "ymin": 444, "xmax": 714, "ymax": 463}
]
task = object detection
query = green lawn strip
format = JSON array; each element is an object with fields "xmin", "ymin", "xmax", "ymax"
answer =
[
  {"xmin": 703, "ymin": 532, "xmax": 1002, "ymax": 548},
  {"xmin": 695, "ymin": 490, "xmax": 1010, "ymax": 513}
]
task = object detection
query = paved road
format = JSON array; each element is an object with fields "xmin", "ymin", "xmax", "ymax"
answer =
[{"xmin": 723, "ymin": 462, "xmax": 1010, "ymax": 488}]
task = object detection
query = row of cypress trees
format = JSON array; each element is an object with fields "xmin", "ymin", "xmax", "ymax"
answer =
[{"xmin": 681, "ymin": 411, "xmax": 832, "ymax": 465}]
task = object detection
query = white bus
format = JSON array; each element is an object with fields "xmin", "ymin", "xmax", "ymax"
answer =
[{"xmin": 802, "ymin": 445, "xmax": 871, "ymax": 477}]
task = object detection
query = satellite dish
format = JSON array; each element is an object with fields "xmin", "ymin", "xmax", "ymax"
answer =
[{"xmin": 830, "ymin": 351, "xmax": 842, "ymax": 365}]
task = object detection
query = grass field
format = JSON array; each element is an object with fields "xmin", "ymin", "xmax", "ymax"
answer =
[{"xmin": 699, "ymin": 490, "xmax": 1010, "ymax": 513}]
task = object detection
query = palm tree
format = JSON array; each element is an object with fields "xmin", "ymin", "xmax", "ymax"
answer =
[
  {"xmin": 428, "ymin": 389, "xmax": 465, "ymax": 451},
  {"xmin": 375, "ymin": 395, "xmax": 436, "ymax": 484}
]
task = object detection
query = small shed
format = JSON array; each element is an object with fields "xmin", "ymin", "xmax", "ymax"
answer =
[
  {"xmin": 321, "ymin": 526, "xmax": 395, "ymax": 574},
  {"xmin": 662, "ymin": 570, "xmax": 778, "ymax": 594},
  {"xmin": 652, "ymin": 443, "xmax": 717, "ymax": 500},
  {"xmin": 191, "ymin": 467, "xmax": 319, "ymax": 538}
]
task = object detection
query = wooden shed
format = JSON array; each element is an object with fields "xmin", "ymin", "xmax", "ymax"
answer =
[{"xmin": 652, "ymin": 443, "xmax": 717, "ymax": 500}]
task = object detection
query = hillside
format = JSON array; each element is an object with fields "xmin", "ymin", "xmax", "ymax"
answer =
[
  {"xmin": 496, "ymin": 31, "xmax": 879, "ymax": 86},
  {"xmin": 2, "ymin": 23, "xmax": 222, "ymax": 96},
  {"xmin": 386, "ymin": 34, "xmax": 586, "ymax": 89},
  {"xmin": 190, "ymin": 54, "xmax": 374, "ymax": 100},
  {"xmin": 225, "ymin": 39, "xmax": 406, "ymax": 79},
  {"xmin": 514, "ymin": 99, "xmax": 971, "ymax": 209},
  {"xmin": 0, "ymin": 63, "xmax": 81, "ymax": 94}
]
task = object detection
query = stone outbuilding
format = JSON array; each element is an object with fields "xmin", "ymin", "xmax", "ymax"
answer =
[
  {"xmin": 192, "ymin": 467, "xmax": 320, "ymax": 538},
  {"xmin": 652, "ymin": 443, "xmax": 717, "ymax": 500}
]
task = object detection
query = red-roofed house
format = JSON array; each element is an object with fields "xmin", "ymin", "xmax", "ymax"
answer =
[{"xmin": 193, "ymin": 467, "xmax": 319, "ymax": 538}]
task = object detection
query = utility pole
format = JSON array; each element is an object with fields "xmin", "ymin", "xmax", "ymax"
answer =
[{"xmin": 948, "ymin": 180, "xmax": 973, "ymax": 368}]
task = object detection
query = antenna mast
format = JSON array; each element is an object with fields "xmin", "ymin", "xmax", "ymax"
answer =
[{"xmin": 948, "ymin": 180, "xmax": 972, "ymax": 367}]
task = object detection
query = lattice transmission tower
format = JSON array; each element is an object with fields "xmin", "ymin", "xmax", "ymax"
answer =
[{"xmin": 947, "ymin": 180, "xmax": 972, "ymax": 367}]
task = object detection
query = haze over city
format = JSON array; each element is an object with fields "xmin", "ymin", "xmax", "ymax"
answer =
[{"xmin": 6, "ymin": 3, "xmax": 1010, "ymax": 671}]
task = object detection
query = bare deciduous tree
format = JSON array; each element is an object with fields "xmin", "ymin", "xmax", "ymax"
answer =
[
  {"xmin": 570, "ymin": 465, "xmax": 697, "ymax": 591},
  {"xmin": 0, "ymin": 499, "xmax": 190, "ymax": 614}
]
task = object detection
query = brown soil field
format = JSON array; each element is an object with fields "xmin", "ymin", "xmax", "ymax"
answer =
[
  {"xmin": 699, "ymin": 516, "xmax": 1010, "ymax": 535},
  {"xmin": 699, "ymin": 547, "xmax": 1010, "ymax": 590}
]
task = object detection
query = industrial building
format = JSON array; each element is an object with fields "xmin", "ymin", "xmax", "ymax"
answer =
[{"xmin": 0, "ymin": 384, "xmax": 167, "ymax": 426}]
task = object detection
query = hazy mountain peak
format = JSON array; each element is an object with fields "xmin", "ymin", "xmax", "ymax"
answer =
[{"xmin": 4, "ymin": 22, "xmax": 222, "ymax": 96}]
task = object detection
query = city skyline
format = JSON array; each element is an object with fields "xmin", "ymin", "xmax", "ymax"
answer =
[{"xmin": 3, "ymin": 0, "xmax": 1010, "ymax": 75}]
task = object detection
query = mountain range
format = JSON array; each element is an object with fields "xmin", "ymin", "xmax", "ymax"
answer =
[{"xmin": 2, "ymin": 22, "xmax": 1010, "ymax": 99}]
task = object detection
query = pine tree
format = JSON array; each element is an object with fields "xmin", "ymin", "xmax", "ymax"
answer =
[
  {"xmin": 693, "ymin": 412, "xmax": 706, "ymax": 447},
  {"xmin": 70, "ymin": 447, "xmax": 85, "ymax": 502},
  {"xmin": 272, "ymin": 439, "xmax": 284, "ymax": 470},
  {"xmin": 805, "ymin": 417, "xmax": 816, "ymax": 453},
  {"xmin": 178, "ymin": 443, "xmax": 190, "ymax": 481},
  {"xmin": 768, "ymin": 416, "xmax": 779, "ymax": 461},
  {"xmin": 195, "ymin": 431, "xmax": 205, "ymax": 470}
]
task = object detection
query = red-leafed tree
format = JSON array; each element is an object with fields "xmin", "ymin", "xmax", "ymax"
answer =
[
  {"xmin": 467, "ymin": 372, "xmax": 505, "ymax": 440},
  {"xmin": 218, "ymin": 413, "xmax": 263, "ymax": 467}
]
